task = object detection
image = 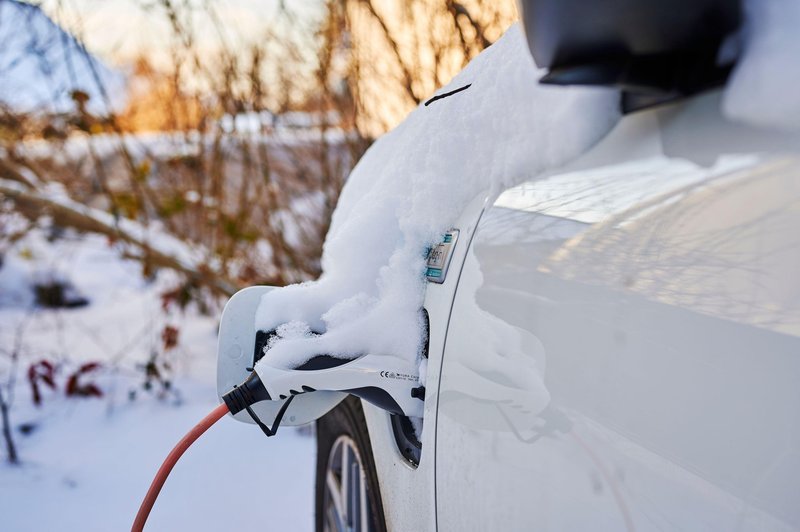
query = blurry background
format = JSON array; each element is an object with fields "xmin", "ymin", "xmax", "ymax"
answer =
[{"xmin": 0, "ymin": 0, "xmax": 515, "ymax": 529}]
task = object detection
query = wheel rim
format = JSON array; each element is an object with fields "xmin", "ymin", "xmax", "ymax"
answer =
[{"xmin": 323, "ymin": 435, "xmax": 371, "ymax": 532}]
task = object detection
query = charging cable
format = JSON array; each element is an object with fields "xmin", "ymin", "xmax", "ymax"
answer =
[
  {"xmin": 132, "ymin": 371, "xmax": 295, "ymax": 531},
  {"xmin": 131, "ymin": 403, "xmax": 229, "ymax": 531},
  {"xmin": 133, "ymin": 348, "xmax": 423, "ymax": 529}
]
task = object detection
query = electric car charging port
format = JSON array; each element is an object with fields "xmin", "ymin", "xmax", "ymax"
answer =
[
  {"xmin": 391, "ymin": 414, "xmax": 422, "ymax": 466},
  {"xmin": 248, "ymin": 329, "xmax": 272, "ymax": 371},
  {"xmin": 389, "ymin": 308, "xmax": 428, "ymax": 467}
]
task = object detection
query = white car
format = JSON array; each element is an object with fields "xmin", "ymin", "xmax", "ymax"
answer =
[
  {"xmin": 313, "ymin": 88, "xmax": 800, "ymax": 531},
  {"xmin": 214, "ymin": 2, "xmax": 800, "ymax": 529}
]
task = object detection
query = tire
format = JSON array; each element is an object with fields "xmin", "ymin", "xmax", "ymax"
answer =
[{"xmin": 315, "ymin": 396, "xmax": 387, "ymax": 532}]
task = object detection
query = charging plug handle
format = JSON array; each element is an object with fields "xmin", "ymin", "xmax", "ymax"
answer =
[{"xmin": 223, "ymin": 372, "xmax": 271, "ymax": 415}]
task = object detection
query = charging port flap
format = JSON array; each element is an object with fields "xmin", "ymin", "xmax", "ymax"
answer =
[{"xmin": 216, "ymin": 286, "xmax": 346, "ymax": 426}]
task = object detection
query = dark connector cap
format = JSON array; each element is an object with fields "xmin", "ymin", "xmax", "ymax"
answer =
[{"xmin": 222, "ymin": 372, "xmax": 271, "ymax": 415}]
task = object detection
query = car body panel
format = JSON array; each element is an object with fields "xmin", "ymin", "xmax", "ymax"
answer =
[
  {"xmin": 360, "ymin": 193, "xmax": 487, "ymax": 532},
  {"xmin": 434, "ymin": 91, "xmax": 800, "ymax": 530}
]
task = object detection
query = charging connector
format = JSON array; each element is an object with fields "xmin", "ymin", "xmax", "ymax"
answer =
[
  {"xmin": 135, "ymin": 346, "xmax": 425, "ymax": 530},
  {"xmin": 250, "ymin": 351, "xmax": 424, "ymax": 418}
]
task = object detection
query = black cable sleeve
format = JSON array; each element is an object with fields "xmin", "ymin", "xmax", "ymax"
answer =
[
  {"xmin": 222, "ymin": 372, "xmax": 271, "ymax": 415},
  {"xmin": 245, "ymin": 396, "xmax": 295, "ymax": 438}
]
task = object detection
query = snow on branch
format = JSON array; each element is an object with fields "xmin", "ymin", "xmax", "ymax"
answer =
[{"xmin": 0, "ymin": 178, "xmax": 238, "ymax": 296}]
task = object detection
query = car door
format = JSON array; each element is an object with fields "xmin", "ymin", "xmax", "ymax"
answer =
[{"xmin": 434, "ymin": 96, "xmax": 800, "ymax": 531}]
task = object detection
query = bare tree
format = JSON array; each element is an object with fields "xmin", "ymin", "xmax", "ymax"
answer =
[
  {"xmin": 0, "ymin": 314, "xmax": 31, "ymax": 464},
  {"xmin": 343, "ymin": 0, "xmax": 518, "ymax": 135}
]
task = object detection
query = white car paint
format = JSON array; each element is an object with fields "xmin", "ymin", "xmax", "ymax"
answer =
[{"xmin": 363, "ymin": 90, "xmax": 800, "ymax": 531}]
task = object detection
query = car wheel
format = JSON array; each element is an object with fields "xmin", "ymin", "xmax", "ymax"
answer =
[{"xmin": 315, "ymin": 396, "xmax": 387, "ymax": 532}]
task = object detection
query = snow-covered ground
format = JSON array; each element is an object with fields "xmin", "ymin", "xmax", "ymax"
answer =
[{"xmin": 0, "ymin": 228, "xmax": 315, "ymax": 531}]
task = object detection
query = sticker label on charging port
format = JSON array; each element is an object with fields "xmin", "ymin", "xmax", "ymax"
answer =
[{"xmin": 426, "ymin": 229, "xmax": 459, "ymax": 283}]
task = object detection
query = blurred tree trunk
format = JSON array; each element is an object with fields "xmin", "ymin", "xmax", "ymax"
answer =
[
  {"xmin": 0, "ymin": 388, "xmax": 18, "ymax": 464},
  {"xmin": 343, "ymin": 0, "xmax": 518, "ymax": 135}
]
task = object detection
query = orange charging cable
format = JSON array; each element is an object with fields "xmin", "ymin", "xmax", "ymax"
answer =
[{"xmin": 132, "ymin": 403, "xmax": 230, "ymax": 532}]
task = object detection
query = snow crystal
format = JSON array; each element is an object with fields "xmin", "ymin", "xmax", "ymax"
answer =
[
  {"xmin": 254, "ymin": 24, "xmax": 620, "ymax": 371},
  {"xmin": 723, "ymin": 0, "xmax": 800, "ymax": 130},
  {"xmin": 267, "ymin": 321, "xmax": 316, "ymax": 350}
]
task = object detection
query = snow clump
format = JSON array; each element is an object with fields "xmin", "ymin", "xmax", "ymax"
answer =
[{"xmin": 254, "ymin": 24, "xmax": 620, "ymax": 371}]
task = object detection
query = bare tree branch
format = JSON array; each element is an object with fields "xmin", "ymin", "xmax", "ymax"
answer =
[{"xmin": 1, "ymin": 179, "xmax": 239, "ymax": 296}]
